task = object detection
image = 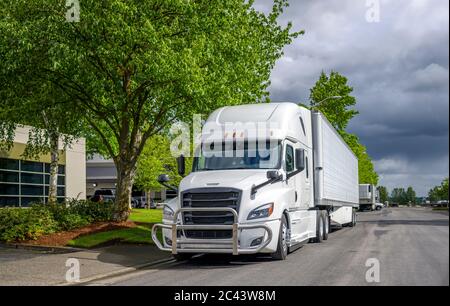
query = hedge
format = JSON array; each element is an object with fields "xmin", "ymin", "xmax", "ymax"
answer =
[{"xmin": 0, "ymin": 200, "xmax": 117, "ymax": 242}]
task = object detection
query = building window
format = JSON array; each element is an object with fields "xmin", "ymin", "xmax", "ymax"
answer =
[
  {"xmin": 22, "ymin": 185, "xmax": 44, "ymax": 196},
  {"xmin": 0, "ymin": 171, "xmax": 19, "ymax": 183},
  {"xmin": 0, "ymin": 197, "xmax": 20, "ymax": 207},
  {"xmin": 21, "ymin": 161, "xmax": 44, "ymax": 173},
  {"xmin": 21, "ymin": 173, "xmax": 44, "ymax": 184},
  {"xmin": 0, "ymin": 158, "xmax": 66, "ymax": 207},
  {"xmin": 21, "ymin": 197, "xmax": 44, "ymax": 207},
  {"xmin": 0, "ymin": 184, "xmax": 20, "ymax": 195},
  {"xmin": 44, "ymin": 186, "xmax": 66, "ymax": 197},
  {"xmin": 0, "ymin": 159, "xmax": 19, "ymax": 171}
]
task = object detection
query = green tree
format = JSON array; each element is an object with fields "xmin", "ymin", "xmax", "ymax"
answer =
[
  {"xmin": 308, "ymin": 71, "xmax": 378, "ymax": 185},
  {"xmin": 340, "ymin": 132, "xmax": 378, "ymax": 185},
  {"xmin": 1, "ymin": 0, "xmax": 301, "ymax": 220},
  {"xmin": 428, "ymin": 186, "xmax": 441, "ymax": 202},
  {"xmin": 310, "ymin": 71, "xmax": 359, "ymax": 131},
  {"xmin": 134, "ymin": 135, "xmax": 192, "ymax": 193},
  {"xmin": 406, "ymin": 186, "xmax": 416, "ymax": 204},
  {"xmin": 440, "ymin": 178, "xmax": 449, "ymax": 200},
  {"xmin": 391, "ymin": 188, "xmax": 408, "ymax": 205},
  {"xmin": 378, "ymin": 186, "xmax": 389, "ymax": 203},
  {"xmin": 428, "ymin": 178, "xmax": 449, "ymax": 202}
]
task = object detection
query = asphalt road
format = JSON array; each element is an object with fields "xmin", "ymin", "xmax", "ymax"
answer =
[{"xmin": 92, "ymin": 208, "xmax": 449, "ymax": 286}]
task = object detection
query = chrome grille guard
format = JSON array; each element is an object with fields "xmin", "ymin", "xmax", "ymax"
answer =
[{"xmin": 152, "ymin": 207, "xmax": 273, "ymax": 255}]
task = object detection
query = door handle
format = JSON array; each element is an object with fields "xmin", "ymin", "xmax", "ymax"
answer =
[{"xmin": 295, "ymin": 191, "xmax": 298, "ymax": 202}]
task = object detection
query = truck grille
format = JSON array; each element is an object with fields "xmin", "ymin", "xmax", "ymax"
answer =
[{"xmin": 181, "ymin": 188, "xmax": 241, "ymax": 239}]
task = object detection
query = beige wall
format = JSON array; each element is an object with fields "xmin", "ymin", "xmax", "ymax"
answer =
[{"xmin": 65, "ymin": 138, "xmax": 86, "ymax": 200}]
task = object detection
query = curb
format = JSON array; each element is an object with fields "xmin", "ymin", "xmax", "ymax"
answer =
[
  {"xmin": 58, "ymin": 256, "xmax": 175, "ymax": 286},
  {"xmin": 0, "ymin": 242, "xmax": 87, "ymax": 254}
]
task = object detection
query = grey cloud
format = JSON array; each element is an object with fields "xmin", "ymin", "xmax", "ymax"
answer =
[{"xmin": 255, "ymin": 0, "xmax": 449, "ymax": 195}]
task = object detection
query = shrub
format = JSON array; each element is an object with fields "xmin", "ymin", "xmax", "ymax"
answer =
[
  {"xmin": 0, "ymin": 200, "xmax": 116, "ymax": 242},
  {"xmin": 57, "ymin": 213, "xmax": 91, "ymax": 231},
  {"xmin": 0, "ymin": 206, "xmax": 58, "ymax": 242},
  {"xmin": 65, "ymin": 199, "xmax": 116, "ymax": 222}
]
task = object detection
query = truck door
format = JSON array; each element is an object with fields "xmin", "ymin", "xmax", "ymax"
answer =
[
  {"xmin": 284, "ymin": 142, "xmax": 297, "ymax": 209},
  {"xmin": 301, "ymin": 148, "xmax": 312, "ymax": 209},
  {"xmin": 286, "ymin": 141, "xmax": 312, "ymax": 242}
]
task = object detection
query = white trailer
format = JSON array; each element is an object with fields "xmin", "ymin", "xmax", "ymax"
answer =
[
  {"xmin": 359, "ymin": 184, "xmax": 379, "ymax": 211},
  {"xmin": 152, "ymin": 103, "xmax": 359, "ymax": 260},
  {"xmin": 312, "ymin": 111, "xmax": 359, "ymax": 226}
]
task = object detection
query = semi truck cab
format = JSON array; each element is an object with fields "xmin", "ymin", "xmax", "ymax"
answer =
[{"xmin": 152, "ymin": 103, "xmax": 359, "ymax": 260}]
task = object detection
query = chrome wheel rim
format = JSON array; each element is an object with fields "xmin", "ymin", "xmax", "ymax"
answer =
[{"xmin": 281, "ymin": 222, "xmax": 288, "ymax": 254}]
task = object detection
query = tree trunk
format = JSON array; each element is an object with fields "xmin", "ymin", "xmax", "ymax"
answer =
[
  {"xmin": 114, "ymin": 161, "xmax": 136, "ymax": 221},
  {"xmin": 48, "ymin": 133, "xmax": 59, "ymax": 205},
  {"xmin": 114, "ymin": 124, "xmax": 145, "ymax": 221}
]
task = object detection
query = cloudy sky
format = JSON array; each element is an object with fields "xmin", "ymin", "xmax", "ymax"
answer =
[{"xmin": 254, "ymin": 0, "xmax": 449, "ymax": 196}]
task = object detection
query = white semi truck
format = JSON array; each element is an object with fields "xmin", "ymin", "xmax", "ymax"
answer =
[
  {"xmin": 359, "ymin": 184, "xmax": 379, "ymax": 211},
  {"xmin": 152, "ymin": 103, "xmax": 359, "ymax": 260}
]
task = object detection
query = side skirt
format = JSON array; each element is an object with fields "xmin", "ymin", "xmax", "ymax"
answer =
[{"xmin": 288, "ymin": 239, "xmax": 308, "ymax": 253}]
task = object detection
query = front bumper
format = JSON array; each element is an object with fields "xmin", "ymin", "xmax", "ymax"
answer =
[{"xmin": 152, "ymin": 207, "xmax": 273, "ymax": 255}]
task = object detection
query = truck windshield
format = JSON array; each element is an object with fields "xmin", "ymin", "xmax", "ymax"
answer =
[{"xmin": 193, "ymin": 140, "xmax": 281, "ymax": 171}]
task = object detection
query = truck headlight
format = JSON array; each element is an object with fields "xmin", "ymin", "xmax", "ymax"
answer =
[
  {"xmin": 163, "ymin": 205, "xmax": 175, "ymax": 220},
  {"xmin": 247, "ymin": 203, "xmax": 274, "ymax": 220}
]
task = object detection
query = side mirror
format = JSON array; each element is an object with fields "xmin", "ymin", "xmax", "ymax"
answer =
[
  {"xmin": 177, "ymin": 155, "xmax": 186, "ymax": 177},
  {"xmin": 157, "ymin": 174, "xmax": 170, "ymax": 183},
  {"xmin": 267, "ymin": 170, "xmax": 282, "ymax": 180},
  {"xmin": 157, "ymin": 174, "xmax": 178, "ymax": 193},
  {"xmin": 295, "ymin": 148, "xmax": 306, "ymax": 172}
]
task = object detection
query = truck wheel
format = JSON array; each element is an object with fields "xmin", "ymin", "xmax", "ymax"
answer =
[
  {"xmin": 173, "ymin": 253, "xmax": 194, "ymax": 261},
  {"xmin": 312, "ymin": 211, "xmax": 323, "ymax": 243},
  {"xmin": 271, "ymin": 214, "xmax": 288, "ymax": 260},
  {"xmin": 322, "ymin": 211, "xmax": 329, "ymax": 240}
]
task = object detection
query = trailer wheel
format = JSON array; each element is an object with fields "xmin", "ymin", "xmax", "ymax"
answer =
[
  {"xmin": 173, "ymin": 253, "xmax": 194, "ymax": 261},
  {"xmin": 312, "ymin": 211, "xmax": 323, "ymax": 243},
  {"xmin": 322, "ymin": 211, "xmax": 329, "ymax": 241},
  {"xmin": 271, "ymin": 214, "xmax": 288, "ymax": 260}
]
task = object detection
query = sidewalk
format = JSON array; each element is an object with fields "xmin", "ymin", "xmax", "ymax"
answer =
[{"xmin": 0, "ymin": 244, "xmax": 171, "ymax": 286}]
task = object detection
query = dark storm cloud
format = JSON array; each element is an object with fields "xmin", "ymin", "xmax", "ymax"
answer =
[{"xmin": 255, "ymin": 0, "xmax": 449, "ymax": 195}]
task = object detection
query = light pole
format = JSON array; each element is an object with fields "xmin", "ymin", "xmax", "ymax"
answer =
[{"xmin": 311, "ymin": 95, "xmax": 342, "ymax": 110}]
